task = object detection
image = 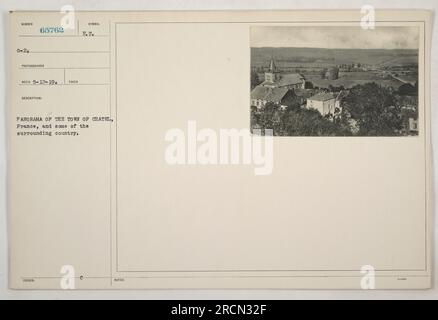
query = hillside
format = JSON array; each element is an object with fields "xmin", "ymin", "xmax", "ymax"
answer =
[{"xmin": 251, "ymin": 47, "xmax": 418, "ymax": 68}]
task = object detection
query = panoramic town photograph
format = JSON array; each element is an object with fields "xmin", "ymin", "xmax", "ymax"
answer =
[{"xmin": 250, "ymin": 26, "xmax": 419, "ymax": 136}]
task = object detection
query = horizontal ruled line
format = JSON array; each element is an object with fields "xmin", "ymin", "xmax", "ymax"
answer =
[
  {"xmin": 28, "ymin": 51, "xmax": 110, "ymax": 54},
  {"xmin": 19, "ymin": 67, "xmax": 110, "ymax": 70},
  {"xmin": 18, "ymin": 83, "xmax": 110, "ymax": 86},
  {"xmin": 18, "ymin": 35, "xmax": 109, "ymax": 38},
  {"xmin": 20, "ymin": 274, "xmax": 430, "ymax": 279}
]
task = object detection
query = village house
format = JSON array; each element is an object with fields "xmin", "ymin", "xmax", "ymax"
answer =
[
  {"xmin": 306, "ymin": 91, "xmax": 345, "ymax": 117},
  {"xmin": 250, "ymin": 86, "xmax": 296, "ymax": 110}
]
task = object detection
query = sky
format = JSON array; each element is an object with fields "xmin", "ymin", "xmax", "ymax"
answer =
[{"xmin": 251, "ymin": 26, "xmax": 419, "ymax": 49}]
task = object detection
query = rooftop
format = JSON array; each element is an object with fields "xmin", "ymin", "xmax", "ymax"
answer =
[
  {"xmin": 308, "ymin": 92, "xmax": 335, "ymax": 102},
  {"xmin": 293, "ymin": 88, "xmax": 316, "ymax": 98},
  {"xmin": 277, "ymin": 73, "xmax": 305, "ymax": 86},
  {"xmin": 262, "ymin": 73, "xmax": 305, "ymax": 87},
  {"xmin": 251, "ymin": 85, "xmax": 290, "ymax": 103}
]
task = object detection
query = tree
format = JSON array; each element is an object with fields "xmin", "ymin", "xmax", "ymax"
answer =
[
  {"xmin": 250, "ymin": 71, "xmax": 261, "ymax": 89},
  {"xmin": 253, "ymin": 102, "xmax": 283, "ymax": 135},
  {"xmin": 277, "ymin": 108, "xmax": 351, "ymax": 136},
  {"xmin": 343, "ymin": 82, "xmax": 402, "ymax": 136}
]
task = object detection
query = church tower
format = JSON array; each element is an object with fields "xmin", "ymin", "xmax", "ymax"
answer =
[{"xmin": 264, "ymin": 57, "xmax": 278, "ymax": 83}]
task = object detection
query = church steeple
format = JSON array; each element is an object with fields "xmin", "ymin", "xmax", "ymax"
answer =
[
  {"xmin": 264, "ymin": 56, "xmax": 278, "ymax": 83},
  {"xmin": 268, "ymin": 57, "xmax": 276, "ymax": 73}
]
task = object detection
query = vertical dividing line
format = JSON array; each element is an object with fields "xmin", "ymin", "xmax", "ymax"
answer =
[
  {"xmin": 115, "ymin": 23, "xmax": 119, "ymax": 274},
  {"xmin": 423, "ymin": 20, "xmax": 427, "ymax": 272},
  {"xmin": 109, "ymin": 20, "xmax": 113, "ymax": 286}
]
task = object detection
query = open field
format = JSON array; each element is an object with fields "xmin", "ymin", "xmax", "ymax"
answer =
[
  {"xmin": 303, "ymin": 74, "xmax": 405, "ymax": 89},
  {"xmin": 251, "ymin": 47, "xmax": 418, "ymax": 90},
  {"xmin": 251, "ymin": 47, "xmax": 418, "ymax": 69}
]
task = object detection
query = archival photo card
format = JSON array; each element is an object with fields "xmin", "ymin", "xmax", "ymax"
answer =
[{"xmin": 8, "ymin": 10, "xmax": 431, "ymax": 290}]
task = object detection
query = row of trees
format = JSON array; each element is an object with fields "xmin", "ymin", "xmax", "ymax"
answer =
[{"xmin": 251, "ymin": 103, "xmax": 352, "ymax": 136}]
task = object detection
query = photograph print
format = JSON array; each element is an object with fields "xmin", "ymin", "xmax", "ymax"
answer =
[{"xmin": 250, "ymin": 26, "xmax": 420, "ymax": 136}]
